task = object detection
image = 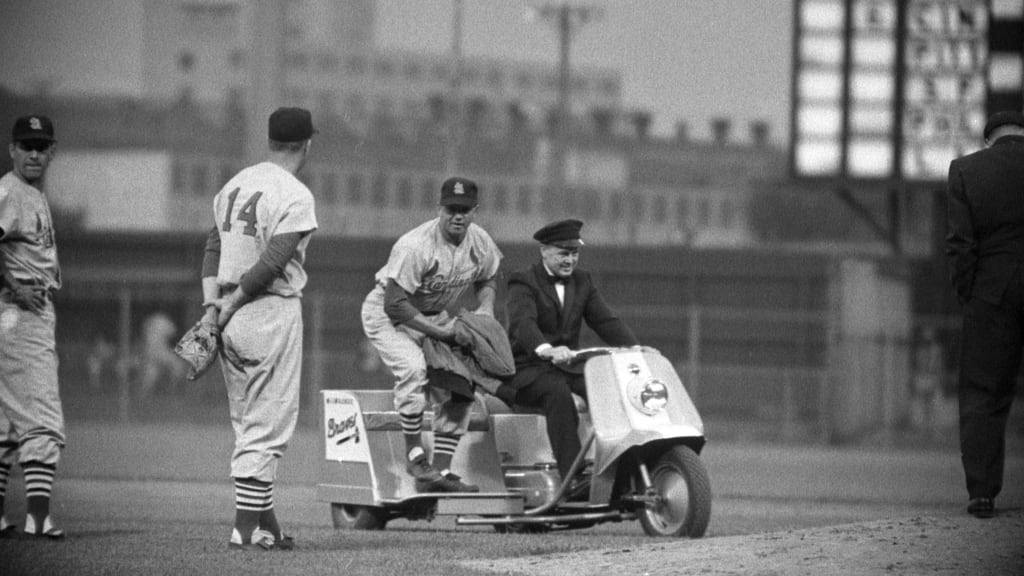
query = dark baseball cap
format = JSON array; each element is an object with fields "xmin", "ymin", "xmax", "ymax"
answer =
[
  {"xmin": 983, "ymin": 110, "xmax": 1024, "ymax": 140},
  {"xmin": 12, "ymin": 114, "xmax": 56, "ymax": 143},
  {"xmin": 439, "ymin": 176, "xmax": 479, "ymax": 208},
  {"xmin": 534, "ymin": 219, "xmax": 585, "ymax": 248},
  {"xmin": 268, "ymin": 107, "xmax": 316, "ymax": 142}
]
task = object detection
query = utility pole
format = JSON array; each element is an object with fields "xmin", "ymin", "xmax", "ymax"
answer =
[
  {"xmin": 446, "ymin": 0, "xmax": 464, "ymax": 176},
  {"xmin": 531, "ymin": 3, "xmax": 601, "ymax": 215}
]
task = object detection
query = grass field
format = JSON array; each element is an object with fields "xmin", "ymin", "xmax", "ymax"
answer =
[{"xmin": 2, "ymin": 418, "xmax": 1021, "ymax": 576}]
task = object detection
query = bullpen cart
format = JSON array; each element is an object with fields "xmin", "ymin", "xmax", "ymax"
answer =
[{"xmin": 317, "ymin": 347, "xmax": 712, "ymax": 537}]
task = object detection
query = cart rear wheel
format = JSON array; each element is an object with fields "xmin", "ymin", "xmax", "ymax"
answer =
[
  {"xmin": 330, "ymin": 503, "xmax": 389, "ymax": 530},
  {"xmin": 637, "ymin": 445, "xmax": 711, "ymax": 538}
]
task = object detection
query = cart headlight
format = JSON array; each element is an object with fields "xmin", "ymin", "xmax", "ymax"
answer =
[{"xmin": 628, "ymin": 377, "xmax": 668, "ymax": 415}]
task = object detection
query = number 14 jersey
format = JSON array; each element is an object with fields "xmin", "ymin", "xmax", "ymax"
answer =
[{"xmin": 213, "ymin": 161, "xmax": 318, "ymax": 297}]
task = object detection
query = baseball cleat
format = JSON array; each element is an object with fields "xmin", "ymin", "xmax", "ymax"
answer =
[
  {"xmin": 438, "ymin": 473, "xmax": 480, "ymax": 493},
  {"xmin": 23, "ymin": 515, "xmax": 65, "ymax": 540},
  {"xmin": 0, "ymin": 517, "xmax": 17, "ymax": 538},
  {"xmin": 229, "ymin": 527, "xmax": 273, "ymax": 551},
  {"xmin": 406, "ymin": 454, "xmax": 446, "ymax": 492}
]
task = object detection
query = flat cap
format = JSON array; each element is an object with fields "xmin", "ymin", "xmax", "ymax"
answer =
[
  {"xmin": 983, "ymin": 110, "xmax": 1024, "ymax": 140},
  {"xmin": 533, "ymin": 218, "xmax": 584, "ymax": 248}
]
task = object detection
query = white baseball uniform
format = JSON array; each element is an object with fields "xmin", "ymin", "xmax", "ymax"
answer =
[
  {"xmin": 211, "ymin": 161, "xmax": 317, "ymax": 482},
  {"xmin": 361, "ymin": 218, "xmax": 501, "ymax": 434},
  {"xmin": 0, "ymin": 171, "xmax": 64, "ymax": 467}
]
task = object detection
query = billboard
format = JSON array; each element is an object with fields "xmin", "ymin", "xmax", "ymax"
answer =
[{"xmin": 791, "ymin": 0, "xmax": 1022, "ymax": 183}]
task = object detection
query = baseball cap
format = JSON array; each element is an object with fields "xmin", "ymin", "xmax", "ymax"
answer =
[
  {"xmin": 268, "ymin": 107, "xmax": 316, "ymax": 142},
  {"xmin": 12, "ymin": 115, "xmax": 56, "ymax": 143},
  {"xmin": 439, "ymin": 176, "xmax": 479, "ymax": 208},
  {"xmin": 534, "ymin": 219, "xmax": 585, "ymax": 248},
  {"xmin": 983, "ymin": 110, "xmax": 1024, "ymax": 140}
]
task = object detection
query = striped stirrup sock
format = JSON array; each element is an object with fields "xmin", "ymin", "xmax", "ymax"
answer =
[{"xmin": 432, "ymin": 433, "xmax": 461, "ymax": 475}]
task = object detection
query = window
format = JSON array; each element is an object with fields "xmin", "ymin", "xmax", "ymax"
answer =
[
  {"xmin": 492, "ymin": 183, "xmax": 508, "ymax": 213},
  {"xmin": 516, "ymin": 185, "xmax": 532, "ymax": 214},
  {"xmin": 347, "ymin": 173, "xmax": 364, "ymax": 204},
  {"xmin": 321, "ymin": 171, "xmax": 339, "ymax": 205},
  {"xmin": 177, "ymin": 51, "xmax": 195, "ymax": 73},
  {"xmin": 652, "ymin": 195, "xmax": 667, "ymax": 223},
  {"xmin": 218, "ymin": 164, "xmax": 235, "ymax": 189},
  {"xmin": 173, "ymin": 162, "xmax": 187, "ymax": 194},
  {"xmin": 375, "ymin": 58, "xmax": 395, "ymax": 78},
  {"xmin": 191, "ymin": 164, "xmax": 208, "ymax": 197},
  {"xmin": 421, "ymin": 178, "xmax": 437, "ymax": 208},
  {"xmin": 346, "ymin": 56, "xmax": 367, "ymax": 76},
  {"xmin": 396, "ymin": 176, "xmax": 413, "ymax": 208},
  {"xmin": 582, "ymin": 189, "xmax": 602, "ymax": 220},
  {"xmin": 372, "ymin": 172, "xmax": 388, "ymax": 207},
  {"xmin": 609, "ymin": 194, "xmax": 623, "ymax": 218},
  {"xmin": 228, "ymin": 49, "xmax": 244, "ymax": 70},
  {"xmin": 721, "ymin": 199, "xmax": 735, "ymax": 228},
  {"xmin": 676, "ymin": 198, "xmax": 689, "ymax": 227},
  {"xmin": 488, "ymin": 69, "xmax": 504, "ymax": 89},
  {"xmin": 698, "ymin": 198, "xmax": 711, "ymax": 227}
]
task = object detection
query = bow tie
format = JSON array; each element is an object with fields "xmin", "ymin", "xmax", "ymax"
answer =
[{"xmin": 547, "ymin": 275, "xmax": 567, "ymax": 285}]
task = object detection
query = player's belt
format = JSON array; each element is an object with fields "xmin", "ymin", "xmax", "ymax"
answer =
[{"xmin": 422, "ymin": 310, "xmax": 442, "ymax": 317}]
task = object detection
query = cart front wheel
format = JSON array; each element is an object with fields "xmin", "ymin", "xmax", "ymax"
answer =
[
  {"xmin": 637, "ymin": 445, "xmax": 712, "ymax": 538},
  {"xmin": 330, "ymin": 503, "xmax": 389, "ymax": 530}
]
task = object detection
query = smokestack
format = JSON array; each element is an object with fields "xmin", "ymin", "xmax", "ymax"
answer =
[{"xmin": 711, "ymin": 117, "xmax": 730, "ymax": 145}]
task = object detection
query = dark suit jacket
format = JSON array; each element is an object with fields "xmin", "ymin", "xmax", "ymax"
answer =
[
  {"xmin": 503, "ymin": 262, "xmax": 638, "ymax": 393},
  {"xmin": 946, "ymin": 135, "xmax": 1024, "ymax": 305}
]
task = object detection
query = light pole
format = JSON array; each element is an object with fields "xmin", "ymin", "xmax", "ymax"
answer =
[
  {"xmin": 529, "ymin": 2, "xmax": 602, "ymax": 215},
  {"xmin": 446, "ymin": 0, "xmax": 464, "ymax": 176}
]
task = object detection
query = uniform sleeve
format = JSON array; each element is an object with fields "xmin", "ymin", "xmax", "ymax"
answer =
[
  {"xmin": 201, "ymin": 226, "xmax": 221, "ymax": 278},
  {"xmin": 476, "ymin": 231, "xmax": 503, "ymax": 282},
  {"xmin": 944, "ymin": 159, "xmax": 977, "ymax": 303},
  {"xmin": 0, "ymin": 186, "xmax": 17, "ymax": 240},
  {"xmin": 379, "ymin": 237, "xmax": 428, "ymax": 294}
]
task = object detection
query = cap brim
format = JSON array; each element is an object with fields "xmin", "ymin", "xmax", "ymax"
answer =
[
  {"xmin": 13, "ymin": 135, "xmax": 55, "ymax": 143},
  {"xmin": 440, "ymin": 198, "xmax": 477, "ymax": 207},
  {"xmin": 548, "ymin": 239, "xmax": 583, "ymax": 248}
]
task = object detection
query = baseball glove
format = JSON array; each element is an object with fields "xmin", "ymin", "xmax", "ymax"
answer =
[{"xmin": 174, "ymin": 320, "xmax": 221, "ymax": 381}]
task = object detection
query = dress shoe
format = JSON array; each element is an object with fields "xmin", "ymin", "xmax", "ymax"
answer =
[{"xmin": 967, "ymin": 497, "xmax": 995, "ymax": 518}]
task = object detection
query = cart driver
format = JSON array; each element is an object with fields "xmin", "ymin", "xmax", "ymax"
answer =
[{"xmin": 497, "ymin": 219, "xmax": 639, "ymax": 498}]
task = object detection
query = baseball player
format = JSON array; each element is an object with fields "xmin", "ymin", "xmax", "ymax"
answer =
[
  {"xmin": 361, "ymin": 176, "xmax": 502, "ymax": 493},
  {"xmin": 0, "ymin": 115, "xmax": 65, "ymax": 539},
  {"xmin": 200, "ymin": 107, "xmax": 318, "ymax": 551}
]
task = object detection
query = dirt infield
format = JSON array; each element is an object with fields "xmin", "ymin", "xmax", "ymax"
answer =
[{"xmin": 464, "ymin": 510, "xmax": 1024, "ymax": 575}]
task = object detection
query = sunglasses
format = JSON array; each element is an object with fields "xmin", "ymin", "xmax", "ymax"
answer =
[{"xmin": 16, "ymin": 141, "xmax": 53, "ymax": 153}]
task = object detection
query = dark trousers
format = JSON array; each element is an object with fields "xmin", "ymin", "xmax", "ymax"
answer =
[
  {"xmin": 513, "ymin": 368, "xmax": 587, "ymax": 481},
  {"xmin": 957, "ymin": 268, "xmax": 1023, "ymax": 500}
]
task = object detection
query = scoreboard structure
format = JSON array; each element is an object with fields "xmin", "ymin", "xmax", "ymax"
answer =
[{"xmin": 790, "ymin": 0, "xmax": 1024, "ymax": 185}]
